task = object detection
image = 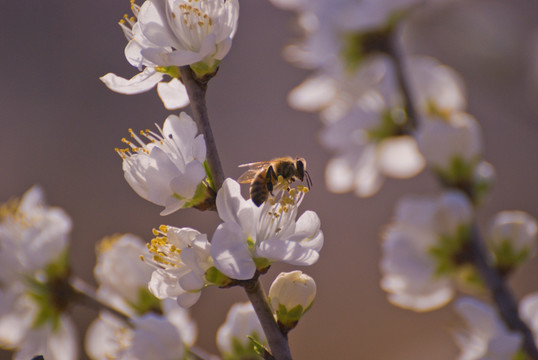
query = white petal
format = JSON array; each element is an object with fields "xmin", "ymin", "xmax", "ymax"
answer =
[
  {"xmin": 325, "ymin": 157, "xmax": 354, "ymax": 193},
  {"xmin": 377, "ymin": 136, "xmax": 425, "ymax": 178},
  {"xmin": 258, "ymin": 238, "xmax": 320, "ymax": 266},
  {"xmin": 157, "ymin": 79, "xmax": 190, "ymax": 110},
  {"xmin": 177, "ymin": 292, "xmax": 202, "ymax": 309},
  {"xmin": 138, "ymin": 0, "xmax": 179, "ymax": 48},
  {"xmin": 288, "ymin": 74, "xmax": 336, "ymax": 112},
  {"xmin": 100, "ymin": 68, "xmax": 163, "ymax": 94},
  {"xmin": 148, "ymin": 269, "xmax": 184, "ymax": 299},
  {"xmin": 216, "ymin": 179, "xmax": 248, "ymax": 224},
  {"xmin": 354, "ymin": 146, "xmax": 383, "ymax": 197},
  {"xmin": 211, "ymin": 222, "xmax": 255, "ymax": 280}
]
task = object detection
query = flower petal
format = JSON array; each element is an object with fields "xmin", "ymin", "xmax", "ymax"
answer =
[
  {"xmin": 211, "ymin": 222, "xmax": 255, "ymax": 280},
  {"xmin": 157, "ymin": 79, "xmax": 190, "ymax": 110},
  {"xmin": 100, "ymin": 68, "xmax": 163, "ymax": 94}
]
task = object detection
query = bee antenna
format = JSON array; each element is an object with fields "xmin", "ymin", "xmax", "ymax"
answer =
[{"xmin": 304, "ymin": 170, "xmax": 312, "ymax": 188}]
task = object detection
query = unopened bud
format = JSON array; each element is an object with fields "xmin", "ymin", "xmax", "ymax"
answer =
[
  {"xmin": 488, "ymin": 211, "xmax": 537, "ymax": 273},
  {"xmin": 268, "ymin": 271, "xmax": 316, "ymax": 329}
]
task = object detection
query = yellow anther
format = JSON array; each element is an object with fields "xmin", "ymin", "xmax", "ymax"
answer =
[
  {"xmin": 140, "ymin": 255, "xmax": 145, "ymax": 261},
  {"xmin": 159, "ymin": 225, "xmax": 168, "ymax": 233}
]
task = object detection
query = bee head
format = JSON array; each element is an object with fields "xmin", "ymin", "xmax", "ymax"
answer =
[{"xmin": 296, "ymin": 158, "xmax": 305, "ymax": 181}]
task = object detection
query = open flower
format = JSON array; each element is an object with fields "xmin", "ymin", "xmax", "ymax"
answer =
[
  {"xmin": 211, "ymin": 179, "xmax": 323, "ymax": 280},
  {"xmin": 94, "ymin": 234, "xmax": 158, "ymax": 315},
  {"xmin": 117, "ymin": 112, "xmax": 207, "ymax": 215},
  {"xmin": 380, "ymin": 191, "xmax": 474, "ymax": 311},
  {"xmin": 453, "ymin": 297, "xmax": 522, "ymax": 360},
  {"xmin": 216, "ymin": 302, "xmax": 267, "ymax": 360},
  {"xmin": 85, "ymin": 307, "xmax": 195, "ymax": 360},
  {"xmin": 144, "ymin": 226, "xmax": 218, "ymax": 308},
  {"xmin": 0, "ymin": 186, "xmax": 72, "ymax": 282},
  {"xmin": 101, "ymin": 1, "xmax": 190, "ymax": 110},
  {"xmin": 136, "ymin": 0, "xmax": 240, "ymax": 76}
]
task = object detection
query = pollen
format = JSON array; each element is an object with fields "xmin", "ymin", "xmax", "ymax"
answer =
[{"xmin": 145, "ymin": 227, "xmax": 182, "ymax": 269}]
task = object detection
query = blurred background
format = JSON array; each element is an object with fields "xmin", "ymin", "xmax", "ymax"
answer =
[{"xmin": 1, "ymin": 0, "xmax": 538, "ymax": 359}]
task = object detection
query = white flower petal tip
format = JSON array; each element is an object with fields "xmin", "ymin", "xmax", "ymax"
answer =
[
  {"xmin": 157, "ymin": 78, "xmax": 190, "ymax": 109},
  {"xmin": 116, "ymin": 113, "xmax": 207, "ymax": 215}
]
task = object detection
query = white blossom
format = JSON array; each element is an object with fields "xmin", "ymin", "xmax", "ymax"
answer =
[
  {"xmin": 101, "ymin": 2, "xmax": 189, "ymax": 110},
  {"xmin": 136, "ymin": 0, "xmax": 239, "ymax": 75},
  {"xmin": 0, "ymin": 284, "xmax": 77, "ymax": 360},
  {"xmin": 453, "ymin": 297, "xmax": 522, "ymax": 360},
  {"xmin": 144, "ymin": 226, "xmax": 215, "ymax": 308},
  {"xmin": 380, "ymin": 191, "xmax": 473, "ymax": 311},
  {"xmin": 94, "ymin": 234, "xmax": 155, "ymax": 313},
  {"xmin": 520, "ymin": 292, "xmax": 538, "ymax": 345},
  {"xmin": 85, "ymin": 308, "xmax": 195, "ymax": 360},
  {"xmin": 211, "ymin": 179, "xmax": 323, "ymax": 280},
  {"xmin": 0, "ymin": 186, "xmax": 72, "ymax": 282},
  {"xmin": 488, "ymin": 211, "xmax": 537, "ymax": 269},
  {"xmin": 417, "ymin": 112, "xmax": 482, "ymax": 172},
  {"xmin": 117, "ymin": 112, "xmax": 207, "ymax": 216},
  {"xmin": 216, "ymin": 302, "xmax": 267, "ymax": 359}
]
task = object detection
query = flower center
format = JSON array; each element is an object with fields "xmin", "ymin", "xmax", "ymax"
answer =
[
  {"xmin": 142, "ymin": 225, "xmax": 182, "ymax": 269},
  {"xmin": 169, "ymin": 0, "xmax": 215, "ymax": 51}
]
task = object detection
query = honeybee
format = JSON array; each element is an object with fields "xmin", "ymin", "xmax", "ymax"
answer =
[{"xmin": 237, "ymin": 156, "xmax": 311, "ymax": 207}]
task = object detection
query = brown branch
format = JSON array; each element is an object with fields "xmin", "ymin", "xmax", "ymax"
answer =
[
  {"xmin": 243, "ymin": 279, "xmax": 293, "ymax": 360},
  {"xmin": 468, "ymin": 225, "xmax": 538, "ymax": 359},
  {"xmin": 179, "ymin": 66, "xmax": 225, "ymax": 192}
]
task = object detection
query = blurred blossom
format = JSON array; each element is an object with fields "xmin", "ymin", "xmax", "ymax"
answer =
[
  {"xmin": 94, "ymin": 234, "xmax": 157, "ymax": 315},
  {"xmin": 417, "ymin": 112, "xmax": 482, "ymax": 173},
  {"xmin": 0, "ymin": 187, "xmax": 76, "ymax": 360},
  {"xmin": 211, "ymin": 179, "xmax": 323, "ymax": 280},
  {"xmin": 487, "ymin": 211, "xmax": 537, "ymax": 272},
  {"xmin": 216, "ymin": 302, "xmax": 267, "ymax": 359},
  {"xmin": 100, "ymin": 1, "xmax": 189, "ymax": 110},
  {"xmin": 380, "ymin": 191, "xmax": 474, "ymax": 311},
  {"xmin": 116, "ymin": 112, "xmax": 207, "ymax": 216},
  {"xmin": 144, "ymin": 226, "xmax": 219, "ymax": 308},
  {"xmin": 86, "ymin": 305, "xmax": 196, "ymax": 360},
  {"xmin": 135, "ymin": 0, "xmax": 239, "ymax": 77},
  {"xmin": 453, "ymin": 297, "xmax": 522, "ymax": 360},
  {"xmin": 269, "ymin": 271, "xmax": 316, "ymax": 328},
  {"xmin": 0, "ymin": 186, "xmax": 71, "ymax": 282},
  {"xmin": 520, "ymin": 292, "xmax": 538, "ymax": 345}
]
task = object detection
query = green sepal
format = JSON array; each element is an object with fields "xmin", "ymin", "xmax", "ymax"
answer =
[
  {"xmin": 44, "ymin": 251, "xmax": 70, "ymax": 279},
  {"xmin": 155, "ymin": 65, "xmax": 181, "ymax": 79},
  {"xmin": 182, "ymin": 181, "xmax": 216, "ymax": 211},
  {"xmin": 429, "ymin": 225, "xmax": 471, "ymax": 277},
  {"xmin": 253, "ymin": 257, "xmax": 271, "ymax": 273},
  {"xmin": 205, "ymin": 266, "xmax": 232, "ymax": 287},
  {"xmin": 222, "ymin": 332, "xmax": 264, "ymax": 360},
  {"xmin": 512, "ymin": 349, "xmax": 529, "ymax": 360},
  {"xmin": 248, "ymin": 336, "xmax": 271, "ymax": 358},
  {"xmin": 367, "ymin": 109, "xmax": 406, "ymax": 142},
  {"xmin": 127, "ymin": 287, "xmax": 162, "ymax": 315},
  {"xmin": 275, "ymin": 303, "xmax": 304, "ymax": 327},
  {"xmin": 491, "ymin": 239, "xmax": 531, "ymax": 275},
  {"xmin": 190, "ymin": 60, "xmax": 220, "ymax": 79},
  {"xmin": 203, "ymin": 160, "xmax": 215, "ymax": 190}
]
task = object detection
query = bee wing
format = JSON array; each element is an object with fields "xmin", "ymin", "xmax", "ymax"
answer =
[
  {"xmin": 238, "ymin": 161, "xmax": 271, "ymax": 169},
  {"xmin": 237, "ymin": 169, "xmax": 259, "ymax": 183}
]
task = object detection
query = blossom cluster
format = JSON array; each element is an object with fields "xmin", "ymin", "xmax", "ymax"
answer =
[{"xmin": 269, "ymin": 0, "xmax": 538, "ymax": 358}]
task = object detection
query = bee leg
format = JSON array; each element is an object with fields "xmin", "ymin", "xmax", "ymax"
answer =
[{"xmin": 266, "ymin": 165, "xmax": 276, "ymax": 195}]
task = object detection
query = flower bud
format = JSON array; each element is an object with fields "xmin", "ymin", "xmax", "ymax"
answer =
[
  {"xmin": 488, "ymin": 211, "xmax": 537, "ymax": 273},
  {"xmin": 268, "ymin": 271, "xmax": 316, "ymax": 329}
]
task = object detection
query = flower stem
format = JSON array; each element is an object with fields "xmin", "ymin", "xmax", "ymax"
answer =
[
  {"xmin": 386, "ymin": 31, "xmax": 418, "ymax": 134},
  {"xmin": 468, "ymin": 225, "xmax": 538, "ymax": 359},
  {"xmin": 68, "ymin": 276, "xmax": 131, "ymax": 324},
  {"xmin": 179, "ymin": 66, "xmax": 225, "ymax": 192},
  {"xmin": 244, "ymin": 279, "xmax": 293, "ymax": 360}
]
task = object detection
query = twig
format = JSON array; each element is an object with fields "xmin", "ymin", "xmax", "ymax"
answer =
[
  {"xmin": 243, "ymin": 279, "xmax": 293, "ymax": 360},
  {"xmin": 386, "ymin": 31, "xmax": 418, "ymax": 133},
  {"xmin": 179, "ymin": 66, "xmax": 225, "ymax": 192},
  {"xmin": 69, "ymin": 276, "xmax": 130, "ymax": 323},
  {"xmin": 468, "ymin": 225, "xmax": 538, "ymax": 359}
]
